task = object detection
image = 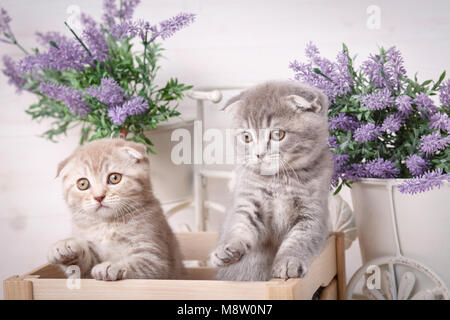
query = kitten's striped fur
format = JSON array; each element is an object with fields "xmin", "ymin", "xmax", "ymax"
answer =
[
  {"xmin": 48, "ymin": 139, "xmax": 185, "ymax": 280},
  {"xmin": 212, "ymin": 81, "xmax": 333, "ymax": 281}
]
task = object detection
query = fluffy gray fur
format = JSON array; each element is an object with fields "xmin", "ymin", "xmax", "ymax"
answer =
[{"xmin": 211, "ymin": 81, "xmax": 333, "ymax": 281}]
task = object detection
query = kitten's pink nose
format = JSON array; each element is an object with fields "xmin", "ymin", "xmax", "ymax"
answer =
[{"xmin": 94, "ymin": 195, "xmax": 105, "ymax": 203}]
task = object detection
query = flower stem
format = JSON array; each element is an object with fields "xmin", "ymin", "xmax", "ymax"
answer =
[
  {"xmin": 142, "ymin": 31, "xmax": 149, "ymax": 69},
  {"xmin": 119, "ymin": 0, "xmax": 123, "ymax": 23},
  {"xmin": 64, "ymin": 21, "xmax": 92, "ymax": 57},
  {"xmin": 13, "ymin": 40, "xmax": 29, "ymax": 55}
]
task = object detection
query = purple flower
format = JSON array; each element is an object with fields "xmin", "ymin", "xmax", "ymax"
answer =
[
  {"xmin": 305, "ymin": 42, "xmax": 320, "ymax": 59},
  {"xmin": 87, "ymin": 78, "xmax": 126, "ymax": 107},
  {"xmin": 104, "ymin": 94, "xmax": 148, "ymax": 124},
  {"xmin": 343, "ymin": 163, "xmax": 367, "ymax": 180},
  {"xmin": 430, "ymin": 113, "xmax": 450, "ymax": 132},
  {"xmin": 382, "ymin": 113, "xmax": 404, "ymax": 133},
  {"xmin": 395, "ymin": 95, "xmax": 413, "ymax": 116},
  {"xmin": 109, "ymin": 20, "xmax": 139, "ymax": 39},
  {"xmin": 109, "ymin": 13, "xmax": 195, "ymax": 43},
  {"xmin": 361, "ymin": 54, "xmax": 386, "ymax": 88},
  {"xmin": 385, "ymin": 47, "xmax": 407, "ymax": 90},
  {"xmin": 439, "ymin": 79, "xmax": 450, "ymax": 108},
  {"xmin": 360, "ymin": 88, "xmax": 394, "ymax": 110},
  {"xmin": 137, "ymin": 20, "xmax": 153, "ymax": 42},
  {"xmin": 19, "ymin": 36, "xmax": 90, "ymax": 72},
  {"xmin": 289, "ymin": 43, "xmax": 353, "ymax": 102},
  {"xmin": 0, "ymin": 8, "xmax": 14, "ymax": 43},
  {"xmin": 35, "ymin": 31, "xmax": 67, "ymax": 47},
  {"xmin": 1, "ymin": 56, "xmax": 26, "ymax": 93},
  {"xmin": 115, "ymin": 20, "xmax": 155, "ymax": 41},
  {"xmin": 334, "ymin": 51, "xmax": 354, "ymax": 94},
  {"xmin": 406, "ymin": 155, "xmax": 429, "ymax": 176},
  {"xmin": 329, "ymin": 113, "xmax": 360, "ymax": 131},
  {"xmin": 108, "ymin": 105, "xmax": 128, "ymax": 125},
  {"xmin": 120, "ymin": 0, "xmax": 141, "ymax": 20},
  {"xmin": 81, "ymin": 17, "xmax": 110, "ymax": 62},
  {"xmin": 103, "ymin": 0, "xmax": 119, "ymax": 27},
  {"xmin": 103, "ymin": 0, "xmax": 140, "ymax": 26},
  {"xmin": 398, "ymin": 169, "xmax": 450, "ymax": 194},
  {"xmin": 365, "ymin": 158, "xmax": 399, "ymax": 178},
  {"xmin": 333, "ymin": 154, "xmax": 349, "ymax": 170},
  {"xmin": 38, "ymin": 82, "xmax": 90, "ymax": 117},
  {"xmin": 419, "ymin": 132, "xmax": 450, "ymax": 156},
  {"xmin": 331, "ymin": 153, "xmax": 350, "ymax": 187},
  {"xmin": 158, "ymin": 13, "xmax": 196, "ymax": 40},
  {"xmin": 80, "ymin": 13, "xmax": 97, "ymax": 30},
  {"xmin": 122, "ymin": 96, "xmax": 148, "ymax": 115},
  {"xmin": 361, "ymin": 47, "xmax": 406, "ymax": 90},
  {"xmin": 413, "ymin": 93, "xmax": 438, "ymax": 118},
  {"xmin": 354, "ymin": 123, "xmax": 382, "ymax": 142},
  {"xmin": 328, "ymin": 136, "xmax": 339, "ymax": 150}
]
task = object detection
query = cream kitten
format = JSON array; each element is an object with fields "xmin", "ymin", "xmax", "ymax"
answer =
[{"xmin": 48, "ymin": 138, "xmax": 186, "ymax": 280}]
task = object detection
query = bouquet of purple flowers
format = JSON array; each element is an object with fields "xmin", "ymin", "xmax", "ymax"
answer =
[
  {"xmin": 290, "ymin": 43, "xmax": 449, "ymax": 194},
  {"xmin": 1, "ymin": 0, "xmax": 195, "ymax": 152}
]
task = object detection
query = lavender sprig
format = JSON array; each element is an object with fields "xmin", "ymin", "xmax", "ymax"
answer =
[
  {"xmin": 38, "ymin": 82, "xmax": 91, "ymax": 117},
  {"xmin": 0, "ymin": 1, "xmax": 194, "ymax": 150},
  {"xmin": 398, "ymin": 169, "xmax": 450, "ymax": 195},
  {"xmin": 1, "ymin": 56, "xmax": 26, "ymax": 93},
  {"xmin": 291, "ymin": 42, "xmax": 449, "ymax": 194}
]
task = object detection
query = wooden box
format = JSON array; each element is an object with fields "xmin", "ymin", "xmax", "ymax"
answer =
[{"xmin": 4, "ymin": 232, "xmax": 345, "ymax": 300}]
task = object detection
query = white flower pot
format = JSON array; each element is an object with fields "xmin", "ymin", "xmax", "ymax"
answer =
[
  {"xmin": 351, "ymin": 179, "xmax": 450, "ymax": 289},
  {"xmin": 146, "ymin": 118, "xmax": 194, "ymax": 204}
]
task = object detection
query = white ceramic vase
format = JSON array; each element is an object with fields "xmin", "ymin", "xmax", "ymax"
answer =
[
  {"xmin": 145, "ymin": 118, "xmax": 194, "ymax": 204},
  {"xmin": 351, "ymin": 179, "xmax": 450, "ymax": 290}
]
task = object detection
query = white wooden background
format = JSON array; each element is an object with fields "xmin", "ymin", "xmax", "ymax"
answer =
[{"xmin": 1, "ymin": 0, "xmax": 449, "ymax": 298}]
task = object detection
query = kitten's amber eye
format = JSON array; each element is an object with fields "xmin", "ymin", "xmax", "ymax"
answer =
[
  {"xmin": 241, "ymin": 131, "xmax": 253, "ymax": 143},
  {"xmin": 108, "ymin": 173, "xmax": 122, "ymax": 184},
  {"xmin": 77, "ymin": 178, "xmax": 90, "ymax": 191},
  {"xmin": 270, "ymin": 129, "xmax": 285, "ymax": 141}
]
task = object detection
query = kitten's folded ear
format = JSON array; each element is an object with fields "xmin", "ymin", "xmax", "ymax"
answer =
[
  {"xmin": 285, "ymin": 95, "xmax": 323, "ymax": 113},
  {"xmin": 56, "ymin": 156, "xmax": 72, "ymax": 178},
  {"xmin": 120, "ymin": 142, "xmax": 147, "ymax": 162}
]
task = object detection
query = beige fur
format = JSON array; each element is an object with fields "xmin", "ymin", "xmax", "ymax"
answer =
[{"xmin": 48, "ymin": 138, "xmax": 186, "ymax": 280}]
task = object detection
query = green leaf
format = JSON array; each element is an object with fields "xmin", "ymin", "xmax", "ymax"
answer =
[
  {"xmin": 49, "ymin": 40, "xmax": 59, "ymax": 49},
  {"xmin": 313, "ymin": 68, "xmax": 334, "ymax": 82},
  {"xmin": 333, "ymin": 182, "xmax": 343, "ymax": 195},
  {"xmin": 432, "ymin": 71, "xmax": 446, "ymax": 91}
]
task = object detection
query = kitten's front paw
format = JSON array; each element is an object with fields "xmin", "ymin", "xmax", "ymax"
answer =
[
  {"xmin": 210, "ymin": 240, "xmax": 247, "ymax": 267},
  {"xmin": 91, "ymin": 262, "xmax": 127, "ymax": 281},
  {"xmin": 47, "ymin": 238, "xmax": 84, "ymax": 266},
  {"xmin": 271, "ymin": 257, "xmax": 308, "ymax": 279}
]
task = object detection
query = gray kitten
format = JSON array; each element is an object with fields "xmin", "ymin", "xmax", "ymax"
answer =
[{"xmin": 211, "ymin": 81, "xmax": 333, "ymax": 281}]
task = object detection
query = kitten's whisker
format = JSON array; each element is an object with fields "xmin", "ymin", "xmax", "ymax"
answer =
[{"xmin": 281, "ymin": 159, "xmax": 301, "ymax": 186}]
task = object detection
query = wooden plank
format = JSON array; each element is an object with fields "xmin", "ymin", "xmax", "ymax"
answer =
[
  {"xmin": 26, "ymin": 264, "xmax": 217, "ymax": 281},
  {"xmin": 24, "ymin": 277, "xmax": 267, "ymax": 300},
  {"xmin": 3, "ymin": 276, "xmax": 33, "ymax": 300},
  {"xmin": 176, "ymin": 232, "xmax": 218, "ymax": 261},
  {"xmin": 13, "ymin": 233, "xmax": 339, "ymax": 300},
  {"xmin": 290, "ymin": 236, "xmax": 337, "ymax": 300},
  {"xmin": 186, "ymin": 266, "xmax": 216, "ymax": 280},
  {"xmin": 265, "ymin": 279, "xmax": 296, "ymax": 300},
  {"xmin": 319, "ymin": 279, "xmax": 338, "ymax": 300},
  {"xmin": 27, "ymin": 263, "xmax": 65, "ymax": 279},
  {"xmin": 334, "ymin": 232, "xmax": 346, "ymax": 300}
]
